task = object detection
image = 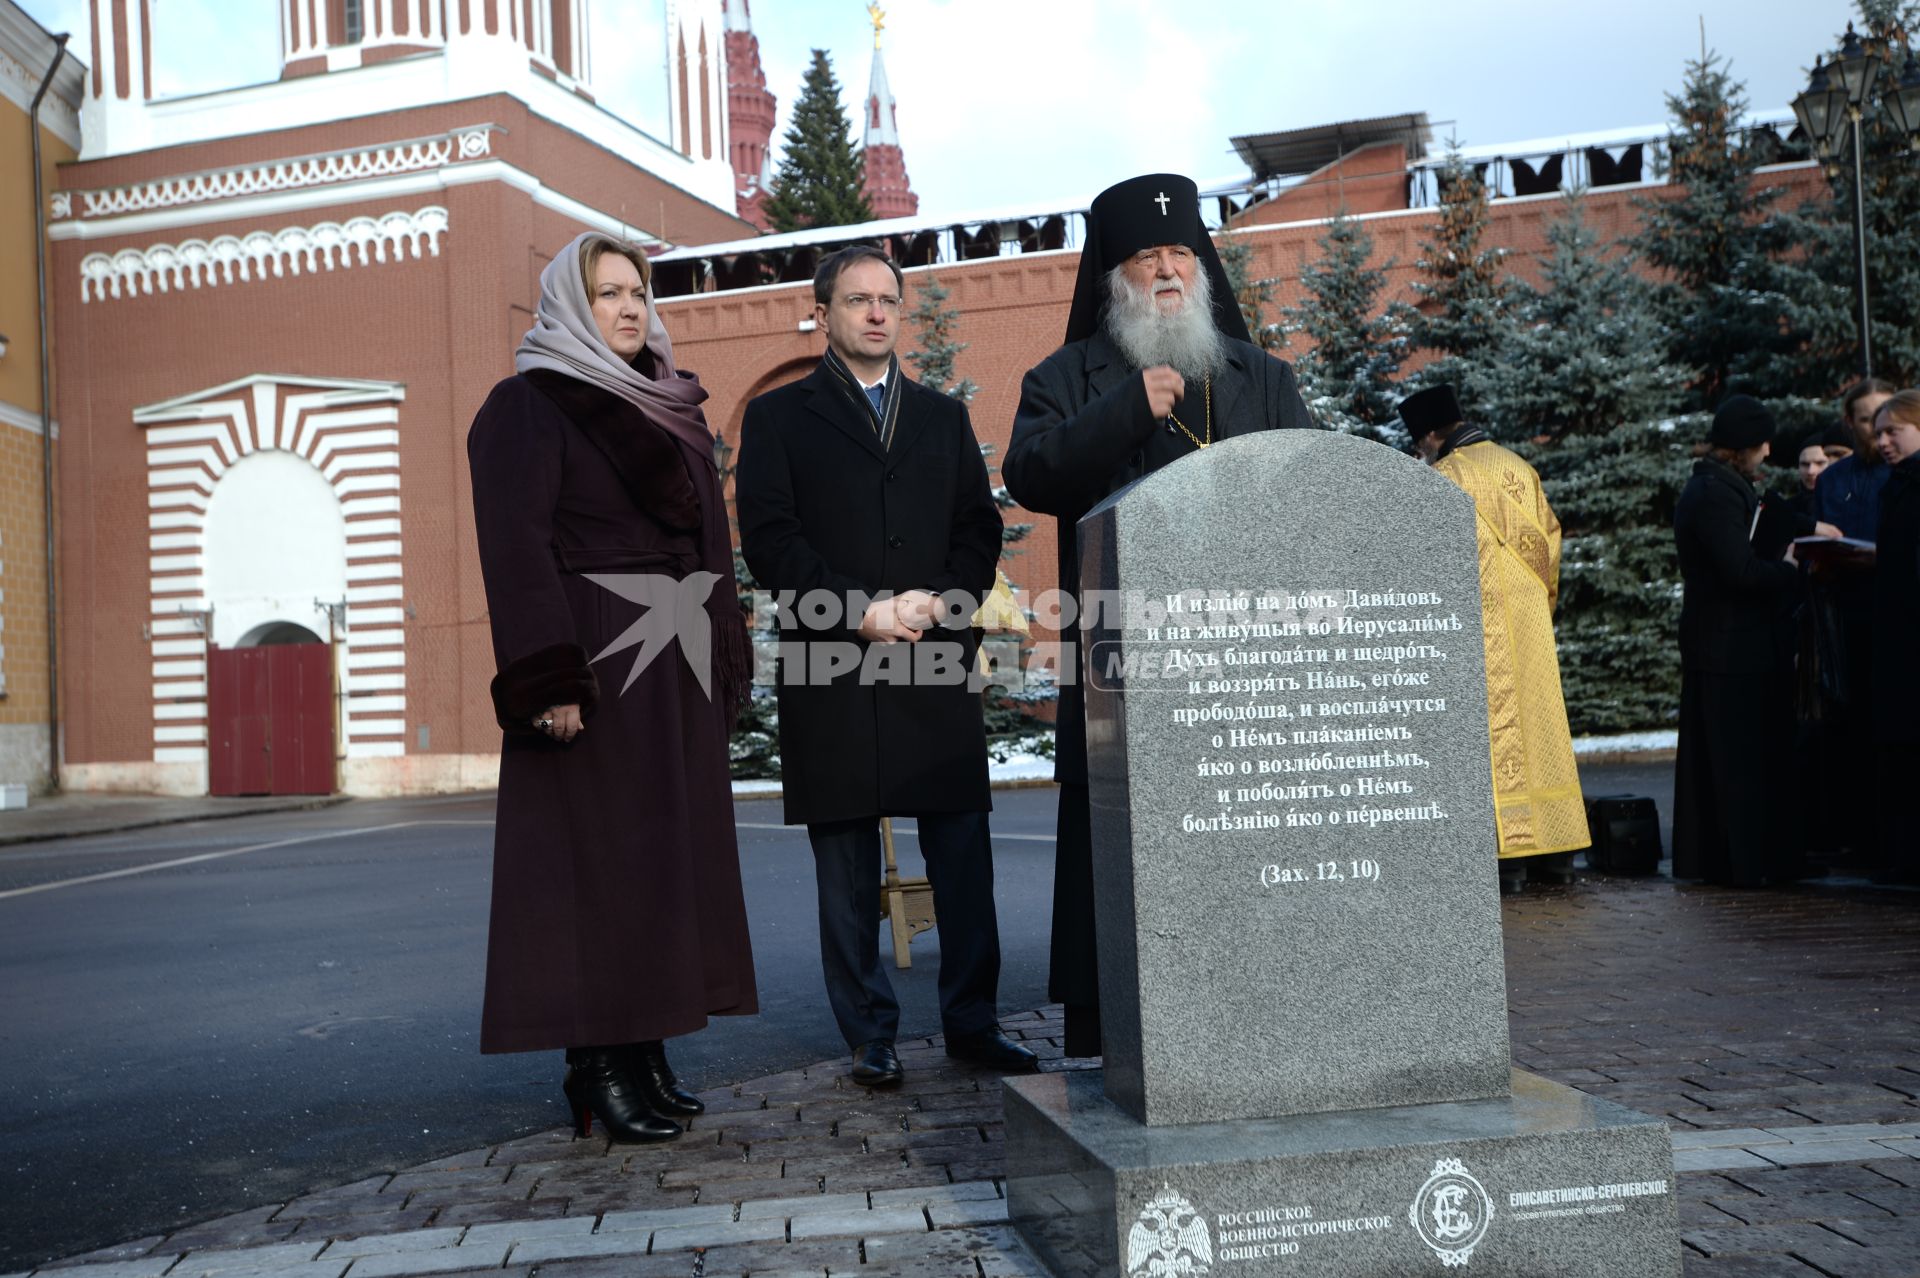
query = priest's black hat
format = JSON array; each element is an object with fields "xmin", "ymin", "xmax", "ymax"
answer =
[
  {"xmin": 1709, "ymin": 395, "xmax": 1775, "ymax": 449},
  {"xmin": 1397, "ymin": 385, "xmax": 1464, "ymax": 441},
  {"xmin": 1062, "ymin": 173, "xmax": 1251, "ymax": 346}
]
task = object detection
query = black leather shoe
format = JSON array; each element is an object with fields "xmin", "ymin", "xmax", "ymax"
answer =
[
  {"xmin": 945, "ymin": 1027, "xmax": 1040, "ymax": 1072},
  {"xmin": 624, "ymin": 1040, "xmax": 705, "ymax": 1117},
  {"xmin": 850, "ymin": 1039, "xmax": 903, "ymax": 1087},
  {"xmin": 562, "ymin": 1048, "xmax": 681, "ymax": 1143}
]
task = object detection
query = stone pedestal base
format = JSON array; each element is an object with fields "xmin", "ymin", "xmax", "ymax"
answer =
[{"xmin": 1005, "ymin": 1069, "xmax": 1679, "ymax": 1277}]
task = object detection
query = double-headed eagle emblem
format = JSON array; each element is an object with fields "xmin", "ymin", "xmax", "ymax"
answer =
[{"xmin": 1126, "ymin": 1187, "xmax": 1213, "ymax": 1276}]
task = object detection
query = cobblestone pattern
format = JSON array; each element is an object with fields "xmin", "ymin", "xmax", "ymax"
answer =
[
  {"xmin": 25, "ymin": 877, "xmax": 1920, "ymax": 1276},
  {"xmin": 1503, "ymin": 878, "xmax": 1920, "ymax": 1277}
]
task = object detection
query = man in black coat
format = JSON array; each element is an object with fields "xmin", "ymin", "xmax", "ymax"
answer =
[
  {"xmin": 1672, "ymin": 395, "xmax": 1807, "ymax": 887},
  {"xmin": 1003, "ymin": 174, "xmax": 1315, "ymax": 1057},
  {"xmin": 737, "ymin": 246, "xmax": 1037, "ymax": 1086}
]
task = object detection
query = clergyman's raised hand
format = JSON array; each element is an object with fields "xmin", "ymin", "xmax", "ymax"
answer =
[{"xmin": 1142, "ymin": 365, "xmax": 1185, "ymax": 420}]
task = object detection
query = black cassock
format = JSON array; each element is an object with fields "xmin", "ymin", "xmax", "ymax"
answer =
[
  {"xmin": 1671, "ymin": 456, "xmax": 1800, "ymax": 887},
  {"xmin": 1004, "ymin": 330, "xmax": 1313, "ymax": 1052}
]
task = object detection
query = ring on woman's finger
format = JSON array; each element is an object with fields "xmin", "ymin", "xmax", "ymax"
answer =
[{"xmin": 536, "ymin": 717, "xmax": 555, "ymax": 731}]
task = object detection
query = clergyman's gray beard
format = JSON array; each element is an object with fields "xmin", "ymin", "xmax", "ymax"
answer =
[{"xmin": 1102, "ymin": 264, "xmax": 1226, "ymax": 380}]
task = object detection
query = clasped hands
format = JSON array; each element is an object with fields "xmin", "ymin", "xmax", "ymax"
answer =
[{"xmin": 858, "ymin": 589, "xmax": 946, "ymax": 644}]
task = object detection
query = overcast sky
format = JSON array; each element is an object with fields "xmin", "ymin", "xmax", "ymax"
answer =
[{"xmin": 22, "ymin": 0, "xmax": 1856, "ymax": 215}]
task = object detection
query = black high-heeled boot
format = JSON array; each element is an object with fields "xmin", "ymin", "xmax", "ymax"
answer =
[
  {"xmin": 562, "ymin": 1047, "xmax": 681, "ymax": 1143},
  {"xmin": 625, "ymin": 1040, "xmax": 705, "ymax": 1117}
]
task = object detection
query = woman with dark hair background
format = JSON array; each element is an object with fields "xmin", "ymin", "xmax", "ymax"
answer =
[{"xmin": 467, "ymin": 233, "xmax": 758, "ymax": 1141}]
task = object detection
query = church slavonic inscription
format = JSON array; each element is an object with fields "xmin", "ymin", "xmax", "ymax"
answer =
[{"xmin": 1099, "ymin": 586, "xmax": 1466, "ymax": 878}]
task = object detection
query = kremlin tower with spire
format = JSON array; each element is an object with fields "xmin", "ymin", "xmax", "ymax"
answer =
[
  {"xmin": 859, "ymin": 3, "xmax": 918, "ymax": 220},
  {"xmin": 723, "ymin": 0, "xmax": 778, "ymax": 230}
]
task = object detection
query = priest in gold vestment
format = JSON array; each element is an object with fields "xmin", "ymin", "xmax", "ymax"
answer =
[{"xmin": 1402, "ymin": 386, "xmax": 1589, "ymax": 889}]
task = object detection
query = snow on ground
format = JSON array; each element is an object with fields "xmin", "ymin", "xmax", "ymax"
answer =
[{"xmin": 1572, "ymin": 730, "xmax": 1678, "ymax": 756}]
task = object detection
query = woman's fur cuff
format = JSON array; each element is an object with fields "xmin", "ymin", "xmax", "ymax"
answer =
[{"xmin": 492, "ymin": 643, "xmax": 599, "ymax": 731}]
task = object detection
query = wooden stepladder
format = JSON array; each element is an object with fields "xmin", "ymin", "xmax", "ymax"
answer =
[{"xmin": 879, "ymin": 817, "xmax": 936, "ymax": 968}]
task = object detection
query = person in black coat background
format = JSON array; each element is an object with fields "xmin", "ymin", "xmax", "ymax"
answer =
[
  {"xmin": 1672, "ymin": 396, "xmax": 1808, "ymax": 887},
  {"xmin": 1003, "ymin": 174, "xmax": 1315, "ymax": 1057},
  {"xmin": 1867, "ymin": 390, "xmax": 1920, "ymax": 883},
  {"xmin": 736, "ymin": 246, "xmax": 1036, "ymax": 1087}
]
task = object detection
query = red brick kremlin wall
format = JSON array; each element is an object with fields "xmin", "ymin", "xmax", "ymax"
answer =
[{"xmin": 658, "ymin": 150, "xmax": 1828, "ymax": 672}]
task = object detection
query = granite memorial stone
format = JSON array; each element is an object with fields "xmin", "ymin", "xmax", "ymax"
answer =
[
  {"xmin": 1076, "ymin": 428, "xmax": 1508, "ymax": 1126},
  {"xmin": 1005, "ymin": 431, "xmax": 1678, "ymax": 1277}
]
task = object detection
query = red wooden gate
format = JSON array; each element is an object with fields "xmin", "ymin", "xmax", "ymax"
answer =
[{"xmin": 207, "ymin": 643, "xmax": 336, "ymax": 796}]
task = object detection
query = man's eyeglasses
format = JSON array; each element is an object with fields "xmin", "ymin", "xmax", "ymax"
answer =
[{"xmin": 837, "ymin": 293, "xmax": 903, "ymax": 311}]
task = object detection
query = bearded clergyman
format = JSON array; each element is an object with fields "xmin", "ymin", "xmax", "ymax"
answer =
[{"xmin": 1004, "ymin": 173, "xmax": 1315, "ymax": 1058}]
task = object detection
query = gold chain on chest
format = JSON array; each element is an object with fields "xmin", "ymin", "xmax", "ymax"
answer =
[{"xmin": 1167, "ymin": 378, "xmax": 1212, "ymax": 449}]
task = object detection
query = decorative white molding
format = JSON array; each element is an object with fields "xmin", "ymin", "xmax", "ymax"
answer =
[
  {"xmin": 51, "ymin": 160, "xmax": 660, "ymax": 251},
  {"xmin": 55, "ymin": 127, "xmax": 498, "ymax": 221},
  {"xmin": 79, "ymin": 207, "xmax": 449, "ymax": 303}
]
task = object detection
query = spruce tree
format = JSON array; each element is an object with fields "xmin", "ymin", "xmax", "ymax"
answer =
[
  {"xmin": 1409, "ymin": 141, "xmax": 1514, "ymax": 416},
  {"xmin": 1774, "ymin": 0, "xmax": 1920, "ymax": 392},
  {"xmin": 1479, "ymin": 194, "xmax": 1694, "ymax": 732},
  {"xmin": 978, "ymin": 436, "xmax": 1051, "ymax": 740},
  {"xmin": 714, "ymin": 437, "xmax": 780, "ymax": 778},
  {"xmin": 1479, "ymin": 195, "xmax": 1689, "ymax": 442},
  {"xmin": 1278, "ymin": 211, "xmax": 1411, "ymax": 446},
  {"xmin": 1630, "ymin": 51, "xmax": 1805, "ymax": 415},
  {"xmin": 1214, "ymin": 232, "xmax": 1282, "ymax": 350},
  {"xmin": 762, "ymin": 50, "xmax": 873, "ymax": 233},
  {"xmin": 904, "ymin": 275, "xmax": 979, "ymax": 402}
]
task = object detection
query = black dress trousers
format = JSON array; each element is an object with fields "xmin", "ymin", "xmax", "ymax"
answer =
[{"xmin": 805, "ymin": 811, "xmax": 1002, "ymax": 1048}]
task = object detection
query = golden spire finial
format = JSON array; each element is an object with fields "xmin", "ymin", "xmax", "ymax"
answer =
[{"xmin": 867, "ymin": 1, "xmax": 886, "ymax": 49}]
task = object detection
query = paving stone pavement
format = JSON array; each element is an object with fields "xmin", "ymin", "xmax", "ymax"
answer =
[{"xmin": 15, "ymin": 875, "xmax": 1919, "ymax": 1277}]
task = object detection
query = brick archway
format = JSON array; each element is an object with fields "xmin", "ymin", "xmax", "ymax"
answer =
[
  {"xmin": 134, "ymin": 374, "xmax": 408, "ymax": 783},
  {"xmin": 718, "ymin": 354, "xmax": 818, "ymax": 506}
]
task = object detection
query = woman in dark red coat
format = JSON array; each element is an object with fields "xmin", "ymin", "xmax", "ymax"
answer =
[{"xmin": 467, "ymin": 233, "xmax": 757, "ymax": 1142}]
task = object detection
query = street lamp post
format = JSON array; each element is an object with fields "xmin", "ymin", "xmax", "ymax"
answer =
[{"xmin": 1793, "ymin": 24, "xmax": 1920, "ymax": 380}]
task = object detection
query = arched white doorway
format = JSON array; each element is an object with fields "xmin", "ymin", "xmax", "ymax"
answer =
[
  {"xmin": 239, "ymin": 622, "xmax": 326, "ymax": 647},
  {"xmin": 135, "ymin": 374, "xmax": 409, "ymax": 795},
  {"xmin": 204, "ymin": 449, "xmax": 349, "ymax": 650}
]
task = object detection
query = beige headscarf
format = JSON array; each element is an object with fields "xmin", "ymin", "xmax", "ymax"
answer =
[
  {"xmin": 513, "ymin": 232, "xmax": 749, "ymax": 724},
  {"xmin": 515, "ymin": 232, "xmax": 714, "ymax": 461}
]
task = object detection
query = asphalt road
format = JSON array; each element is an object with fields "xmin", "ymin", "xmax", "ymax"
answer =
[
  {"xmin": 0, "ymin": 763, "xmax": 1675, "ymax": 1269},
  {"xmin": 0, "ymin": 788, "xmax": 1061, "ymax": 1269}
]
